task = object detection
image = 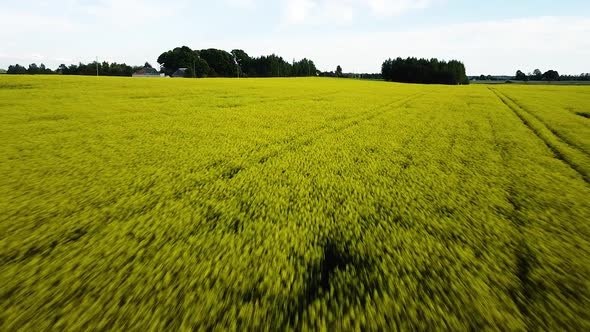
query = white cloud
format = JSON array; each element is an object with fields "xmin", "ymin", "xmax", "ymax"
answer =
[
  {"xmin": 285, "ymin": 0, "xmax": 318, "ymax": 24},
  {"xmin": 229, "ymin": 16, "xmax": 590, "ymax": 75},
  {"xmin": 282, "ymin": 0, "xmax": 442, "ymax": 25},
  {"xmin": 0, "ymin": 52, "xmax": 85, "ymax": 67},
  {"xmin": 324, "ymin": 0, "xmax": 356, "ymax": 23},
  {"xmin": 73, "ymin": 0, "xmax": 187, "ymax": 27},
  {"xmin": 364, "ymin": 0, "xmax": 440, "ymax": 17},
  {"xmin": 0, "ymin": 13, "xmax": 73, "ymax": 32},
  {"xmin": 226, "ymin": 0, "xmax": 257, "ymax": 8}
]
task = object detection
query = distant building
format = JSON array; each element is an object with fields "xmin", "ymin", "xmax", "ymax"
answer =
[
  {"xmin": 132, "ymin": 67, "xmax": 166, "ymax": 78},
  {"xmin": 172, "ymin": 68, "xmax": 188, "ymax": 78}
]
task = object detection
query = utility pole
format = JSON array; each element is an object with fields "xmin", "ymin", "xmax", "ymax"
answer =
[{"xmin": 234, "ymin": 54, "xmax": 239, "ymax": 78}]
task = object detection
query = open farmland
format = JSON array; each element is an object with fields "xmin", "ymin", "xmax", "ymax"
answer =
[{"xmin": 1, "ymin": 76, "xmax": 590, "ymax": 330}]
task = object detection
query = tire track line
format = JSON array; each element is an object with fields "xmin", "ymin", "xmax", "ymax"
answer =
[
  {"xmin": 221, "ymin": 92, "xmax": 426, "ymax": 173},
  {"xmin": 172, "ymin": 93, "xmax": 427, "ymax": 202},
  {"xmin": 489, "ymin": 87, "xmax": 590, "ymax": 185},
  {"xmin": 499, "ymin": 91, "xmax": 590, "ymax": 158}
]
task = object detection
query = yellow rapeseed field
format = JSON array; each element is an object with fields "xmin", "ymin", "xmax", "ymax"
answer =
[{"xmin": 1, "ymin": 75, "xmax": 590, "ymax": 330}]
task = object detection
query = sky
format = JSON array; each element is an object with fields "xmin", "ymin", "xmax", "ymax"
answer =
[{"xmin": 1, "ymin": 0, "xmax": 589, "ymax": 75}]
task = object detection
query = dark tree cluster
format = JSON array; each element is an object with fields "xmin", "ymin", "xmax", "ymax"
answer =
[
  {"xmin": 475, "ymin": 74, "xmax": 509, "ymax": 81},
  {"xmin": 512, "ymin": 68, "xmax": 587, "ymax": 82},
  {"xmin": 382, "ymin": 57, "xmax": 469, "ymax": 85},
  {"xmin": 542, "ymin": 70, "xmax": 560, "ymax": 81},
  {"xmin": 7, "ymin": 63, "xmax": 54, "ymax": 75},
  {"xmin": 357, "ymin": 73, "xmax": 383, "ymax": 80},
  {"xmin": 560, "ymin": 73, "xmax": 590, "ymax": 81},
  {"xmin": 5, "ymin": 62, "xmax": 145, "ymax": 76},
  {"xmin": 515, "ymin": 70, "xmax": 527, "ymax": 81},
  {"xmin": 320, "ymin": 65, "xmax": 382, "ymax": 79},
  {"xmin": 157, "ymin": 46, "xmax": 209, "ymax": 77},
  {"xmin": 157, "ymin": 46, "xmax": 318, "ymax": 78},
  {"xmin": 57, "ymin": 62, "xmax": 140, "ymax": 76}
]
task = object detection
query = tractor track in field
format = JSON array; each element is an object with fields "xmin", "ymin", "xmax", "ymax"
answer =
[
  {"xmin": 489, "ymin": 87, "xmax": 590, "ymax": 185},
  {"xmin": 498, "ymin": 91, "xmax": 590, "ymax": 158},
  {"xmin": 169, "ymin": 92, "xmax": 427, "ymax": 206},
  {"xmin": 3, "ymin": 92, "xmax": 428, "ymax": 253},
  {"xmin": 150, "ymin": 92, "xmax": 429, "ymax": 235},
  {"xmin": 215, "ymin": 92, "xmax": 426, "ymax": 177},
  {"xmin": 485, "ymin": 107, "xmax": 538, "ymax": 328}
]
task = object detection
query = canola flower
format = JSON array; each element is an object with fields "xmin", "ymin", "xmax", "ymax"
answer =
[{"xmin": 1, "ymin": 76, "xmax": 590, "ymax": 330}]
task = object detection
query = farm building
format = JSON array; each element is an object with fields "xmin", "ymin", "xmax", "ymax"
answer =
[
  {"xmin": 172, "ymin": 68, "xmax": 188, "ymax": 78},
  {"xmin": 132, "ymin": 67, "xmax": 165, "ymax": 78}
]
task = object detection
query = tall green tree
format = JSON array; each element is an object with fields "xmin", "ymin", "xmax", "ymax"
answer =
[
  {"xmin": 542, "ymin": 70, "xmax": 560, "ymax": 81},
  {"xmin": 157, "ymin": 46, "xmax": 200, "ymax": 76},
  {"xmin": 515, "ymin": 70, "xmax": 527, "ymax": 81},
  {"xmin": 27, "ymin": 63, "xmax": 40, "ymax": 74},
  {"xmin": 7, "ymin": 64, "xmax": 27, "ymax": 74},
  {"xmin": 199, "ymin": 49, "xmax": 237, "ymax": 77}
]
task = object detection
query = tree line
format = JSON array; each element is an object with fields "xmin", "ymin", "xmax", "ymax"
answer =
[
  {"xmin": 320, "ymin": 72, "xmax": 382, "ymax": 80},
  {"xmin": 1, "ymin": 47, "xmax": 320, "ymax": 78},
  {"xmin": 4, "ymin": 62, "xmax": 148, "ymax": 76},
  {"xmin": 3, "ymin": 55, "xmax": 589, "ymax": 84},
  {"xmin": 318, "ymin": 65, "xmax": 382, "ymax": 80},
  {"xmin": 157, "ymin": 46, "xmax": 318, "ymax": 78},
  {"xmin": 6, "ymin": 63, "xmax": 55, "ymax": 75},
  {"xmin": 381, "ymin": 57, "xmax": 469, "ymax": 85},
  {"xmin": 514, "ymin": 69, "xmax": 590, "ymax": 82}
]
